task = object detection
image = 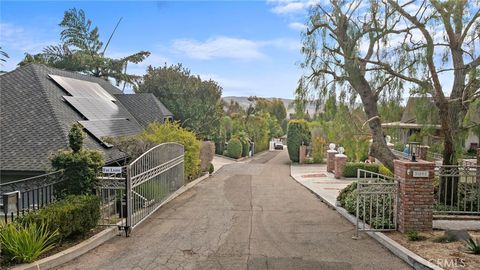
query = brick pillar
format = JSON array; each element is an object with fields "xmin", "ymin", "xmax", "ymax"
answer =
[
  {"xmin": 417, "ymin": 145, "xmax": 429, "ymax": 161},
  {"xmin": 334, "ymin": 154, "xmax": 347, "ymax": 179},
  {"xmin": 394, "ymin": 159, "xmax": 435, "ymax": 233},
  {"xmin": 327, "ymin": 150, "xmax": 338, "ymax": 172},
  {"xmin": 299, "ymin": 145, "xmax": 307, "ymax": 164}
]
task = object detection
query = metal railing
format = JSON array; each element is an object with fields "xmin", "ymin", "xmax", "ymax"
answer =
[
  {"xmin": 1, "ymin": 170, "xmax": 65, "ymax": 223},
  {"xmin": 434, "ymin": 165, "xmax": 480, "ymax": 215},
  {"xmin": 355, "ymin": 169, "xmax": 397, "ymax": 238}
]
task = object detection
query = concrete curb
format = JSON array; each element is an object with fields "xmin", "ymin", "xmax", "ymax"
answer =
[
  {"xmin": 11, "ymin": 173, "xmax": 211, "ymax": 270},
  {"xmin": 290, "ymin": 166, "xmax": 443, "ymax": 270}
]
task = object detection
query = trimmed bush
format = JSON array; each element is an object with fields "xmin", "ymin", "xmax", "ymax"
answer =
[
  {"xmin": 287, "ymin": 120, "xmax": 311, "ymax": 162},
  {"xmin": 209, "ymin": 163, "xmax": 214, "ymax": 174},
  {"xmin": 379, "ymin": 164, "xmax": 394, "ymax": 177},
  {"xmin": 18, "ymin": 195, "xmax": 100, "ymax": 241},
  {"xmin": 342, "ymin": 162, "xmax": 380, "ymax": 178},
  {"xmin": 142, "ymin": 122, "xmax": 201, "ymax": 180},
  {"xmin": 0, "ymin": 222, "xmax": 59, "ymax": 263},
  {"xmin": 200, "ymin": 141, "xmax": 215, "ymax": 172},
  {"xmin": 241, "ymin": 139, "xmax": 250, "ymax": 157},
  {"xmin": 226, "ymin": 138, "xmax": 243, "ymax": 159},
  {"xmin": 51, "ymin": 124, "xmax": 104, "ymax": 196}
]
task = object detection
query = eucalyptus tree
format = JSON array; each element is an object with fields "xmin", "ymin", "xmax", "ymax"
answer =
[{"xmin": 19, "ymin": 8, "xmax": 150, "ymax": 87}]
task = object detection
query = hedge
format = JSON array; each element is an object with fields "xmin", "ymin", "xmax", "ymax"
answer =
[
  {"xmin": 241, "ymin": 139, "xmax": 250, "ymax": 157},
  {"xmin": 286, "ymin": 120, "xmax": 311, "ymax": 162},
  {"xmin": 226, "ymin": 138, "xmax": 243, "ymax": 159},
  {"xmin": 18, "ymin": 195, "xmax": 100, "ymax": 240},
  {"xmin": 142, "ymin": 122, "xmax": 201, "ymax": 180},
  {"xmin": 342, "ymin": 162, "xmax": 380, "ymax": 178}
]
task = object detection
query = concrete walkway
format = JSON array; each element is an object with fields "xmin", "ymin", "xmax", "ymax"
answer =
[
  {"xmin": 56, "ymin": 150, "xmax": 409, "ymax": 270},
  {"xmin": 290, "ymin": 164, "xmax": 353, "ymax": 207}
]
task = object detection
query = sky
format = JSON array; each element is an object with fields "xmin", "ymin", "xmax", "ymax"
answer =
[{"xmin": 0, "ymin": 0, "xmax": 315, "ymax": 99}]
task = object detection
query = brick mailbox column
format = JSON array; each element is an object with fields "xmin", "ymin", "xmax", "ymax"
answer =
[
  {"xmin": 394, "ymin": 159, "xmax": 435, "ymax": 233},
  {"xmin": 327, "ymin": 150, "xmax": 338, "ymax": 172},
  {"xmin": 334, "ymin": 154, "xmax": 347, "ymax": 179},
  {"xmin": 299, "ymin": 145, "xmax": 307, "ymax": 164}
]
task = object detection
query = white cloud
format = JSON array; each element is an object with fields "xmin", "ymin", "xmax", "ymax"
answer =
[
  {"xmin": 173, "ymin": 37, "xmax": 264, "ymax": 61},
  {"xmin": 172, "ymin": 36, "xmax": 300, "ymax": 61},
  {"xmin": 268, "ymin": 0, "xmax": 321, "ymax": 15},
  {"xmin": 0, "ymin": 22, "xmax": 54, "ymax": 52},
  {"xmin": 288, "ymin": 22, "xmax": 307, "ymax": 31}
]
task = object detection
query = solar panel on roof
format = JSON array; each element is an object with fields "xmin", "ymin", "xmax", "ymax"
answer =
[
  {"xmin": 49, "ymin": 74, "xmax": 116, "ymax": 102},
  {"xmin": 64, "ymin": 96, "xmax": 130, "ymax": 120},
  {"xmin": 79, "ymin": 119, "xmax": 142, "ymax": 147}
]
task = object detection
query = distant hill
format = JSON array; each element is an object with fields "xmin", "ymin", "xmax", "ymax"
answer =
[{"xmin": 222, "ymin": 96, "xmax": 319, "ymax": 118}]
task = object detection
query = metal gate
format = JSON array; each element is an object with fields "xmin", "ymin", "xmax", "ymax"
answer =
[
  {"xmin": 126, "ymin": 143, "xmax": 184, "ymax": 231},
  {"xmin": 96, "ymin": 143, "xmax": 185, "ymax": 235},
  {"xmin": 355, "ymin": 169, "xmax": 398, "ymax": 238},
  {"xmin": 434, "ymin": 165, "xmax": 480, "ymax": 215}
]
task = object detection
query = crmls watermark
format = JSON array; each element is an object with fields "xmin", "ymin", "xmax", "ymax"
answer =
[{"xmin": 429, "ymin": 258, "xmax": 466, "ymax": 268}]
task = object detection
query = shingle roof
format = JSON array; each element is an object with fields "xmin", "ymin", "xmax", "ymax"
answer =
[
  {"xmin": 0, "ymin": 64, "xmax": 161, "ymax": 173},
  {"xmin": 400, "ymin": 96, "xmax": 439, "ymax": 124},
  {"xmin": 115, "ymin": 93, "xmax": 173, "ymax": 128}
]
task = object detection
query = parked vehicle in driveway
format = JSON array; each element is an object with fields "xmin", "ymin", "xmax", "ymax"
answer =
[{"xmin": 274, "ymin": 142, "xmax": 284, "ymax": 150}]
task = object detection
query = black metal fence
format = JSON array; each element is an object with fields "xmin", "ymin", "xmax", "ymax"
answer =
[{"xmin": 1, "ymin": 170, "xmax": 65, "ymax": 224}]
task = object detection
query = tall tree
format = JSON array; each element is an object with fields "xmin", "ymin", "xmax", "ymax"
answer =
[
  {"xmin": 302, "ymin": 0, "xmax": 399, "ymax": 170},
  {"xmin": 19, "ymin": 8, "xmax": 149, "ymax": 87},
  {"xmin": 383, "ymin": 0, "xmax": 480, "ymax": 166},
  {"xmin": 136, "ymin": 64, "xmax": 223, "ymax": 139}
]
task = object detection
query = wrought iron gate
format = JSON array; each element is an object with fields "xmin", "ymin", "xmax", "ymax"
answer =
[
  {"xmin": 126, "ymin": 143, "xmax": 184, "ymax": 232},
  {"xmin": 355, "ymin": 169, "xmax": 398, "ymax": 238},
  {"xmin": 434, "ymin": 165, "xmax": 480, "ymax": 215},
  {"xmin": 96, "ymin": 143, "xmax": 185, "ymax": 235}
]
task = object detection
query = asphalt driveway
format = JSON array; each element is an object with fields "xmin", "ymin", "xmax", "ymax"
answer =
[{"xmin": 57, "ymin": 150, "xmax": 409, "ymax": 270}]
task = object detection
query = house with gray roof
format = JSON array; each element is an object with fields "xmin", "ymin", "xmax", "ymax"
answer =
[{"xmin": 0, "ymin": 64, "xmax": 173, "ymax": 181}]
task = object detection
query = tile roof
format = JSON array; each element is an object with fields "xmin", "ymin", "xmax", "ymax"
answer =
[
  {"xmin": 0, "ymin": 64, "xmax": 170, "ymax": 173},
  {"xmin": 114, "ymin": 93, "xmax": 173, "ymax": 128}
]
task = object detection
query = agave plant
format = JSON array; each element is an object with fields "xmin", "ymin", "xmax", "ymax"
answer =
[
  {"xmin": 0, "ymin": 222, "xmax": 59, "ymax": 263},
  {"xmin": 465, "ymin": 237, "xmax": 480, "ymax": 255}
]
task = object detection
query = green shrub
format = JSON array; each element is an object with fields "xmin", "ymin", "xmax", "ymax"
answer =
[
  {"xmin": 337, "ymin": 182, "xmax": 357, "ymax": 205},
  {"xmin": 18, "ymin": 195, "xmax": 100, "ymax": 241},
  {"xmin": 241, "ymin": 139, "xmax": 250, "ymax": 157},
  {"xmin": 343, "ymin": 163, "xmax": 380, "ymax": 178},
  {"xmin": 51, "ymin": 124, "xmax": 104, "ymax": 196},
  {"xmin": 465, "ymin": 238, "xmax": 480, "ymax": 254},
  {"xmin": 287, "ymin": 120, "xmax": 311, "ymax": 162},
  {"xmin": 379, "ymin": 164, "xmax": 394, "ymax": 177},
  {"xmin": 142, "ymin": 122, "xmax": 201, "ymax": 180},
  {"xmin": 0, "ymin": 222, "xmax": 59, "ymax": 263},
  {"xmin": 406, "ymin": 230, "xmax": 425, "ymax": 241},
  {"xmin": 337, "ymin": 182, "xmax": 395, "ymax": 230},
  {"xmin": 209, "ymin": 163, "xmax": 214, "ymax": 174},
  {"xmin": 226, "ymin": 138, "xmax": 243, "ymax": 159}
]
